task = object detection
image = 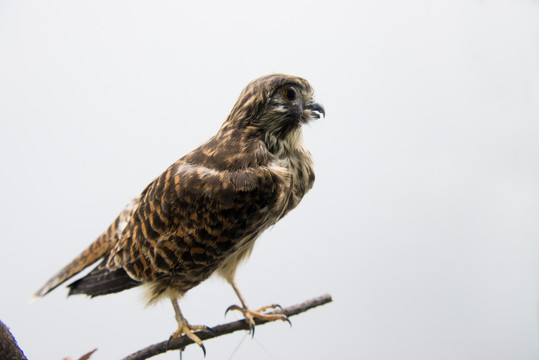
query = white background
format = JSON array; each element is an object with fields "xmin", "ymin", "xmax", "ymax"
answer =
[{"xmin": 1, "ymin": 0, "xmax": 539, "ymax": 359}]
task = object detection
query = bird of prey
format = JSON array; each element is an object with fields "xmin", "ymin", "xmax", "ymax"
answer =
[{"xmin": 33, "ymin": 73, "xmax": 324, "ymax": 352}]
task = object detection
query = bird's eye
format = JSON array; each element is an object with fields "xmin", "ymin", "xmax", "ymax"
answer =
[{"xmin": 282, "ymin": 86, "xmax": 297, "ymax": 102}]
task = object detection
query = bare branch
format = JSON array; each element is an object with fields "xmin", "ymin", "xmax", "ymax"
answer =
[
  {"xmin": 122, "ymin": 293, "xmax": 333, "ymax": 360},
  {"xmin": 0, "ymin": 320, "xmax": 27, "ymax": 360}
]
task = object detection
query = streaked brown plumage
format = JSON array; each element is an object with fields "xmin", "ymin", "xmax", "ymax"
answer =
[{"xmin": 34, "ymin": 73, "xmax": 324, "ymax": 350}]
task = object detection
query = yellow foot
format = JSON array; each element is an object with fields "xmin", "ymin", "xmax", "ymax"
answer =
[
  {"xmin": 225, "ymin": 304, "xmax": 291, "ymax": 335},
  {"xmin": 169, "ymin": 322, "xmax": 214, "ymax": 356}
]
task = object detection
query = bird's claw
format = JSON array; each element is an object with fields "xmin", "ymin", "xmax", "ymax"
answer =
[
  {"xmin": 169, "ymin": 323, "xmax": 213, "ymax": 357},
  {"xmin": 224, "ymin": 303, "xmax": 291, "ymax": 336}
]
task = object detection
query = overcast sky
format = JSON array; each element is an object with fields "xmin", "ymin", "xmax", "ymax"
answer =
[{"xmin": 1, "ymin": 0, "xmax": 539, "ymax": 359}]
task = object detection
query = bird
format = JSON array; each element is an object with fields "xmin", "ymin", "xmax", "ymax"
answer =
[{"xmin": 33, "ymin": 73, "xmax": 325, "ymax": 352}]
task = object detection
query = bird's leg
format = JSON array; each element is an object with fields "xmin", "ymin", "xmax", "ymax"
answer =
[
  {"xmin": 225, "ymin": 279, "xmax": 290, "ymax": 335},
  {"xmin": 170, "ymin": 298, "xmax": 213, "ymax": 356}
]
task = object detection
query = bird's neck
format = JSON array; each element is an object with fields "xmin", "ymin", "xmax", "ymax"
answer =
[
  {"xmin": 265, "ymin": 127, "xmax": 315, "ymax": 219},
  {"xmin": 264, "ymin": 127, "xmax": 308, "ymax": 160}
]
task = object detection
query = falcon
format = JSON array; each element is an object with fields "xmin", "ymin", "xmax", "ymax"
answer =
[{"xmin": 33, "ymin": 73, "xmax": 325, "ymax": 352}]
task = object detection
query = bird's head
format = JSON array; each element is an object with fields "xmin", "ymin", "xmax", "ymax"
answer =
[{"xmin": 221, "ymin": 74, "xmax": 325, "ymax": 150}]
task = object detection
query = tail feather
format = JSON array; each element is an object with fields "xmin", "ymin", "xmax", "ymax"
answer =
[
  {"xmin": 68, "ymin": 261, "xmax": 142, "ymax": 297},
  {"xmin": 33, "ymin": 198, "xmax": 139, "ymax": 299},
  {"xmin": 32, "ymin": 235, "xmax": 112, "ymax": 299}
]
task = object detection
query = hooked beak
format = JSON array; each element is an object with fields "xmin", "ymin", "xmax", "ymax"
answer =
[{"xmin": 305, "ymin": 102, "xmax": 326, "ymax": 119}]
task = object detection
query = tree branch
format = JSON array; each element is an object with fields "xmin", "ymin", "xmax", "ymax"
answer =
[
  {"xmin": 122, "ymin": 293, "xmax": 333, "ymax": 360},
  {"xmin": 0, "ymin": 320, "xmax": 28, "ymax": 360}
]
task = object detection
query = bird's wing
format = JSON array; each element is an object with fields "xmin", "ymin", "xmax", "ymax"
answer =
[{"xmin": 107, "ymin": 158, "xmax": 282, "ymax": 284}]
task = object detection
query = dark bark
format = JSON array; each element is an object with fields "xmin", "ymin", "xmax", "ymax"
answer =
[{"xmin": 0, "ymin": 320, "xmax": 27, "ymax": 360}]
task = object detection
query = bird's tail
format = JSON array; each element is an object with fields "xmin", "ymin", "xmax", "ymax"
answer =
[
  {"xmin": 32, "ymin": 198, "xmax": 139, "ymax": 300},
  {"xmin": 67, "ymin": 261, "xmax": 141, "ymax": 297}
]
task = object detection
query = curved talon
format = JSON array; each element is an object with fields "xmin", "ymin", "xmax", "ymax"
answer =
[
  {"xmin": 224, "ymin": 304, "xmax": 243, "ymax": 317},
  {"xmin": 281, "ymin": 313, "xmax": 292, "ymax": 327},
  {"xmin": 200, "ymin": 343, "xmax": 206, "ymax": 357},
  {"xmin": 247, "ymin": 316, "xmax": 256, "ymax": 337},
  {"xmin": 203, "ymin": 326, "xmax": 216, "ymax": 337}
]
